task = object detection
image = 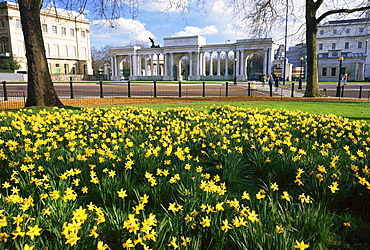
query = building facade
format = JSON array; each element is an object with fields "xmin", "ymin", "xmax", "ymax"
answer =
[
  {"xmin": 0, "ymin": 1, "xmax": 92, "ymax": 79},
  {"xmin": 317, "ymin": 17, "xmax": 369, "ymax": 82},
  {"xmin": 109, "ymin": 36, "xmax": 275, "ymax": 81}
]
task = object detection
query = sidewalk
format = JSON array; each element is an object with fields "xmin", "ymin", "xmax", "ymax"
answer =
[{"xmin": 247, "ymin": 81, "xmax": 305, "ymax": 97}]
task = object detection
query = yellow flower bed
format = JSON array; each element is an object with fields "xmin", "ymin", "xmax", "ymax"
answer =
[{"xmin": 0, "ymin": 105, "xmax": 369, "ymax": 249}]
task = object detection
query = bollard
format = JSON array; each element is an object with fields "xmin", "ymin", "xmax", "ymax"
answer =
[
  {"xmin": 202, "ymin": 81, "xmax": 205, "ymax": 97},
  {"xmin": 291, "ymin": 82, "xmax": 294, "ymax": 97},
  {"xmin": 248, "ymin": 82, "xmax": 251, "ymax": 96},
  {"xmin": 359, "ymin": 86, "xmax": 363, "ymax": 99},
  {"xmin": 2, "ymin": 80, "xmax": 8, "ymax": 101},
  {"xmin": 269, "ymin": 83, "xmax": 273, "ymax": 97},
  {"xmin": 341, "ymin": 85, "xmax": 344, "ymax": 98},
  {"xmin": 153, "ymin": 81, "xmax": 157, "ymax": 98},
  {"xmin": 225, "ymin": 82, "xmax": 228, "ymax": 97},
  {"xmin": 69, "ymin": 79, "xmax": 74, "ymax": 99},
  {"xmin": 127, "ymin": 80, "xmax": 131, "ymax": 98},
  {"xmin": 178, "ymin": 81, "xmax": 182, "ymax": 97},
  {"xmin": 99, "ymin": 80, "xmax": 104, "ymax": 98}
]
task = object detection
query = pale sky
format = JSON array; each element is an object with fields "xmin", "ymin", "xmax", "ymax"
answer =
[{"xmin": 85, "ymin": 0, "xmax": 368, "ymax": 49}]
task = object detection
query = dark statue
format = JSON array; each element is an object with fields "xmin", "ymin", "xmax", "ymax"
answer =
[{"xmin": 149, "ymin": 37, "xmax": 160, "ymax": 48}]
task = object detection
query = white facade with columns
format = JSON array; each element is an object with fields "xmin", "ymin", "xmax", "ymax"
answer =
[{"xmin": 108, "ymin": 36, "xmax": 274, "ymax": 81}]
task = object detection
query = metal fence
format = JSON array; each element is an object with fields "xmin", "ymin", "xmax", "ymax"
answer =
[
  {"xmin": 1, "ymin": 81, "xmax": 370, "ymax": 110},
  {"xmin": 0, "ymin": 91, "xmax": 26, "ymax": 110}
]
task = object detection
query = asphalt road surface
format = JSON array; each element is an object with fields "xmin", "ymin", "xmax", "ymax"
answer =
[{"xmin": 3, "ymin": 81, "xmax": 370, "ymax": 99}]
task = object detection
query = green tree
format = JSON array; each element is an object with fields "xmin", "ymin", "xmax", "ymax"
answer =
[{"xmin": 0, "ymin": 55, "xmax": 20, "ymax": 72}]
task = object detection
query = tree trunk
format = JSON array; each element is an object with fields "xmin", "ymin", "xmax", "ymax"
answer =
[
  {"xmin": 304, "ymin": 2, "xmax": 321, "ymax": 97},
  {"xmin": 18, "ymin": 0, "xmax": 63, "ymax": 107}
]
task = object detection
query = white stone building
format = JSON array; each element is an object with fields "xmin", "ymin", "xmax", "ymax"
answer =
[
  {"xmin": 317, "ymin": 17, "xmax": 370, "ymax": 82},
  {"xmin": 109, "ymin": 36, "xmax": 275, "ymax": 81},
  {"xmin": 0, "ymin": 1, "xmax": 92, "ymax": 80}
]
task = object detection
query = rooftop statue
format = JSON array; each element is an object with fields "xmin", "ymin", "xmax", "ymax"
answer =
[{"xmin": 149, "ymin": 37, "xmax": 160, "ymax": 48}]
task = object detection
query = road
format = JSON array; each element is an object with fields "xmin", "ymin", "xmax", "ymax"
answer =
[{"xmin": 3, "ymin": 81, "xmax": 370, "ymax": 99}]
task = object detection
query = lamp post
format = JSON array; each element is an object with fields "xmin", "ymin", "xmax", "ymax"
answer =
[
  {"xmin": 336, "ymin": 57, "xmax": 344, "ymax": 97},
  {"xmin": 298, "ymin": 57, "xmax": 304, "ymax": 89},
  {"xmin": 234, "ymin": 58, "xmax": 238, "ymax": 85}
]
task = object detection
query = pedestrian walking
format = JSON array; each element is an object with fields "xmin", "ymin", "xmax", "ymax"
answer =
[{"xmin": 343, "ymin": 74, "xmax": 348, "ymax": 85}]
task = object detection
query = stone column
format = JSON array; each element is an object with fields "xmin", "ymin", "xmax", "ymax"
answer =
[
  {"xmin": 110, "ymin": 56, "xmax": 115, "ymax": 77},
  {"xmin": 164, "ymin": 53, "xmax": 167, "ymax": 76},
  {"xmin": 234, "ymin": 51, "xmax": 239, "ymax": 76},
  {"xmin": 129, "ymin": 55, "xmax": 133, "ymax": 76},
  {"xmin": 189, "ymin": 52, "xmax": 193, "ymax": 76},
  {"xmin": 225, "ymin": 51, "xmax": 229, "ymax": 76},
  {"xmin": 117, "ymin": 56, "xmax": 121, "ymax": 79},
  {"xmin": 263, "ymin": 49, "xmax": 268, "ymax": 75},
  {"xmin": 144, "ymin": 55, "xmax": 148, "ymax": 76},
  {"xmin": 150, "ymin": 54, "xmax": 154, "ymax": 76},
  {"xmin": 202, "ymin": 52, "xmax": 206, "ymax": 76},
  {"xmin": 240, "ymin": 50, "xmax": 244, "ymax": 76},
  {"xmin": 209, "ymin": 52, "xmax": 213, "ymax": 76},
  {"xmin": 157, "ymin": 54, "xmax": 161, "ymax": 76},
  {"xmin": 267, "ymin": 49, "xmax": 272, "ymax": 75},
  {"xmin": 138, "ymin": 55, "xmax": 142, "ymax": 76},
  {"xmin": 217, "ymin": 52, "xmax": 221, "ymax": 76},
  {"xmin": 170, "ymin": 53, "xmax": 174, "ymax": 77},
  {"xmin": 196, "ymin": 52, "xmax": 200, "ymax": 76}
]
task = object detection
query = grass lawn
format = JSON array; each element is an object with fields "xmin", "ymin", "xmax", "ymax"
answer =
[{"xmin": 127, "ymin": 100, "xmax": 370, "ymax": 123}]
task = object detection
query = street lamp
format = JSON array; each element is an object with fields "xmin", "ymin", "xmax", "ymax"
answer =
[
  {"xmin": 336, "ymin": 57, "xmax": 344, "ymax": 97},
  {"xmin": 234, "ymin": 58, "xmax": 238, "ymax": 85},
  {"xmin": 298, "ymin": 57, "xmax": 304, "ymax": 89}
]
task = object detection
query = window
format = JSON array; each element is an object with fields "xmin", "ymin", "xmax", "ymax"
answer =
[
  {"xmin": 72, "ymin": 64, "xmax": 77, "ymax": 74},
  {"xmin": 0, "ymin": 40, "xmax": 8, "ymax": 53},
  {"xmin": 333, "ymin": 29, "xmax": 337, "ymax": 34},
  {"xmin": 81, "ymin": 30, "xmax": 86, "ymax": 38},
  {"xmin": 45, "ymin": 43, "xmax": 50, "ymax": 56},
  {"xmin": 1, "ymin": 19, "xmax": 5, "ymax": 29},
  {"xmin": 52, "ymin": 25, "xmax": 57, "ymax": 34},
  {"xmin": 346, "ymin": 29, "xmax": 350, "ymax": 34},
  {"xmin": 319, "ymin": 30, "xmax": 324, "ymax": 35},
  {"xmin": 332, "ymin": 43, "xmax": 336, "ymax": 50},
  {"xmin": 81, "ymin": 47, "xmax": 86, "ymax": 59},
  {"xmin": 55, "ymin": 64, "xmax": 60, "ymax": 75},
  {"xmin": 54, "ymin": 44, "xmax": 59, "ymax": 56},
  {"xmin": 70, "ymin": 28, "xmax": 75, "ymax": 37},
  {"xmin": 318, "ymin": 44, "xmax": 323, "ymax": 50},
  {"xmin": 359, "ymin": 28, "xmax": 364, "ymax": 33},
  {"xmin": 345, "ymin": 42, "xmax": 349, "ymax": 49},
  {"xmin": 322, "ymin": 68, "xmax": 327, "ymax": 76},
  {"xmin": 71, "ymin": 46, "xmax": 76, "ymax": 57},
  {"xmin": 64, "ymin": 64, "xmax": 69, "ymax": 74},
  {"xmin": 18, "ymin": 41, "xmax": 25, "ymax": 55},
  {"xmin": 42, "ymin": 24, "xmax": 48, "ymax": 33},
  {"xmin": 62, "ymin": 45, "xmax": 68, "ymax": 56},
  {"xmin": 16, "ymin": 19, "xmax": 22, "ymax": 29},
  {"xmin": 358, "ymin": 42, "xmax": 363, "ymax": 49},
  {"xmin": 83, "ymin": 64, "xmax": 87, "ymax": 75},
  {"xmin": 331, "ymin": 68, "xmax": 336, "ymax": 77},
  {"xmin": 61, "ymin": 27, "xmax": 66, "ymax": 36}
]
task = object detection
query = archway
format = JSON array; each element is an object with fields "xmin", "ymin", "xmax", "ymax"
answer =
[
  {"xmin": 246, "ymin": 53, "xmax": 263, "ymax": 80},
  {"xmin": 178, "ymin": 55, "xmax": 189, "ymax": 81}
]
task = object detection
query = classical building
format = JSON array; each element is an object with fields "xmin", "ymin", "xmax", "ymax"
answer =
[
  {"xmin": 317, "ymin": 16, "xmax": 370, "ymax": 81},
  {"xmin": 0, "ymin": 1, "xmax": 92, "ymax": 80},
  {"xmin": 108, "ymin": 36, "xmax": 275, "ymax": 81}
]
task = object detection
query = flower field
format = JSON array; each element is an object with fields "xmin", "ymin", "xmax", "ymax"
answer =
[{"xmin": 0, "ymin": 105, "xmax": 369, "ymax": 250}]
